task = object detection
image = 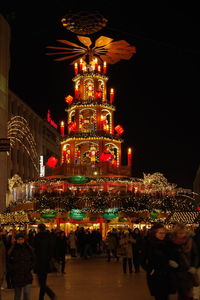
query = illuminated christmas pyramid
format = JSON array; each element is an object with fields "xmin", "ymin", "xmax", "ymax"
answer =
[
  {"xmin": 56, "ymin": 57, "xmax": 132, "ymax": 178},
  {"xmin": 46, "ymin": 33, "xmax": 136, "ymax": 179}
]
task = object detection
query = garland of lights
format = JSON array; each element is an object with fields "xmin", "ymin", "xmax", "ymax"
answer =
[
  {"xmin": 62, "ymin": 131, "xmax": 123, "ymax": 142},
  {"xmin": 5, "ymin": 190, "xmax": 199, "ymax": 213},
  {"xmin": 67, "ymin": 101, "xmax": 115, "ymax": 111},
  {"xmin": 23, "ymin": 176, "xmax": 141, "ymax": 184},
  {"xmin": 72, "ymin": 73, "xmax": 109, "ymax": 81},
  {"xmin": 7, "ymin": 116, "xmax": 39, "ymax": 174},
  {"xmin": 5, "ymin": 172, "xmax": 199, "ymax": 225}
]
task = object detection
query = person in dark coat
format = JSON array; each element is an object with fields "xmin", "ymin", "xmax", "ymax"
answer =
[
  {"xmin": 56, "ymin": 231, "xmax": 68, "ymax": 274},
  {"xmin": 141, "ymin": 223, "xmax": 176, "ymax": 300},
  {"xmin": 131, "ymin": 227, "xmax": 143, "ymax": 273},
  {"xmin": 33, "ymin": 223, "xmax": 57, "ymax": 300},
  {"xmin": 168, "ymin": 223, "xmax": 199, "ymax": 300},
  {"xmin": 77, "ymin": 227, "xmax": 86, "ymax": 258},
  {"xmin": 193, "ymin": 225, "xmax": 200, "ymax": 300},
  {"xmin": 0, "ymin": 228, "xmax": 6, "ymax": 300},
  {"xmin": 8, "ymin": 232, "xmax": 35, "ymax": 300}
]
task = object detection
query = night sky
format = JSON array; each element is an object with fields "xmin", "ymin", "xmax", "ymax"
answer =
[{"xmin": 1, "ymin": 2, "xmax": 199, "ymax": 189}]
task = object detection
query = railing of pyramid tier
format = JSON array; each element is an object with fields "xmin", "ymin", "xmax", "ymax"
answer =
[{"xmin": 52, "ymin": 163, "xmax": 132, "ymax": 177}]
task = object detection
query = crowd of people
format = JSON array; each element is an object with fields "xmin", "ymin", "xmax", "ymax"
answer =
[{"xmin": 1, "ymin": 223, "xmax": 200, "ymax": 300}]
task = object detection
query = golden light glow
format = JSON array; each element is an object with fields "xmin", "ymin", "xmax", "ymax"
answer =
[
  {"xmin": 61, "ymin": 121, "xmax": 65, "ymax": 126},
  {"xmin": 110, "ymin": 88, "xmax": 114, "ymax": 94},
  {"xmin": 128, "ymin": 148, "xmax": 132, "ymax": 154}
]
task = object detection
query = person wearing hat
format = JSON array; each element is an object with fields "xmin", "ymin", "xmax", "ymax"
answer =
[
  {"xmin": 0, "ymin": 228, "xmax": 6, "ymax": 300},
  {"xmin": 8, "ymin": 231, "xmax": 35, "ymax": 300}
]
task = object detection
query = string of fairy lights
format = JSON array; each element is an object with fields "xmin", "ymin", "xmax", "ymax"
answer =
[
  {"xmin": 67, "ymin": 101, "xmax": 116, "ymax": 110},
  {"xmin": 7, "ymin": 116, "xmax": 39, "ymax": 174},
  {"xmin": 62, "ymin": 131, "xmax": 123, "ymax": 142},
  {"xmin": 2, "ymin": 175, "xmax": 199, "ymax": 225}
]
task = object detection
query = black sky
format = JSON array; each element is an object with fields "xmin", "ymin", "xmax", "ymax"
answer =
[{"xmin": 1, "ymin": 2, "xmax": 200, "ymax": 189}]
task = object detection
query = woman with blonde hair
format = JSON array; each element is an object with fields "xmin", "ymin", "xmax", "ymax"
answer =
[{"xmin": 169, "ymin": 223, "xmax": 199, "ymax": 300}]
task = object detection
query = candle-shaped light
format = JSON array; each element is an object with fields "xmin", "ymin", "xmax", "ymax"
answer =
[
  {"xmin": 110, "ymin": 88, "xmax": 114, "ymax": 103},
  {"xmin": 83, "ymin": 65, "xmax": 87, "ymax": 73},
  {"xmin": 74, "ymin": 62, "xmax": 78, "ymax": 75},
  {"xmin": 62, "ymin": 145, "xmax": 67, "ymax": 163},
  {"xmin": 128, "ymin": 147, "xmax": 132, "ymax": 167},
  {"xmin": 100, "ymin": 115, "xmax": 105, "ymax": 130},
  {"xmin": 80, "ymin": 58, "xmax": 83, "ymax": 71},
  {"xmin": 75, "ymin": 86, "xmax": 79, "ymax": 99},
  {"xmin": 98, "ymin": 65, "xmax": 101, "ymax": 73},
  {"xmin": 103, "ymin": 61, "xmax": 107, "ymax": 74},
  {"xmin": 60, "ymin": 121, "xmax": 65, "ymax": 136},
  {"xmin": 94, "ymin": 58, "xmax": 98, "ymax": 71}
]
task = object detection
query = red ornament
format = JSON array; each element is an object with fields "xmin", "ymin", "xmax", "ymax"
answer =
[
  {"xmin": 115, "ymin": 125, "xmax": 124, "ymax": 135},
  {"xmin": 68, "ymin": 121, "xmax": 76, "ymax": 131},
  {"xmin": 95, "ymin": 90, "xmax": 102, "ymax": 98},
  {"xmin": 65, "ymin": 95, "xmax": 73, "ymax": 104},
  {"xmin": 46, "ymin": 156, "xmax": 58, "ymax": 168},
  {"xmin": 100, "ymin": 150, "xmax": 114, "ymax": 162}
]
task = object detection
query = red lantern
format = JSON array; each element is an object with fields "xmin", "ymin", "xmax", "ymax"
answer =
[
  {"xmin": 100, "ymin": 150, "xmax": 114, "ymax": 162},
  {"xmin": 115, "ymin": 125, "xmax": 124, "ymax": 135},
  {"xmin": 65, "ymin": 95, "xmax": 73, "ymax": 104},
  {"xmin": 46, "ymin": 156, "xmax": 58, "ymax": 168},
  {"xmin": 95, "ymin": 90, "xmax": 102, "ymax": 99},
  {"xmin": 68, "ymin": 121, "xmax": 76, "ymax": 131}
]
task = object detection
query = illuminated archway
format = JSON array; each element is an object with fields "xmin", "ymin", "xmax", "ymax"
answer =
[
  {"xmin": 7, "ymin": 116, "xmax": 39, "ymax": 174},
  {"xmin": 79, "ymin": 108, "xmax": 96, "ymax": 132}
]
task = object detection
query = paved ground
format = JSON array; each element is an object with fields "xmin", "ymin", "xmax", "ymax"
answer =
[{"xmin": 1, "ymin": 256, "xmax": 177, "ymax": 300}]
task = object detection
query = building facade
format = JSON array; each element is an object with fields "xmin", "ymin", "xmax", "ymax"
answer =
[
  {"xmin": 8, "ymin": 91, "xmax": 60, "ymax": 182},
  {"xmin": 0, "ymin": 14, "xmax": 10, "ymax": 210},
  {"xmin": 0, "ymin": 14, "xmax": 60, "ymax": 209},
  {"xmin": 194, "ymin": 165, "xmax": 200, "ymax": 195}
]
